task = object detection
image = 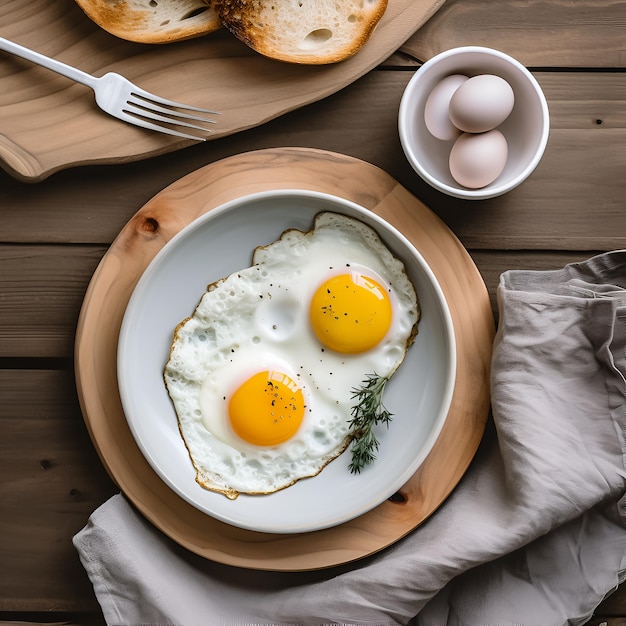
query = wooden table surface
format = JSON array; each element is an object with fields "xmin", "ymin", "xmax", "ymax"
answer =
[{"xmin": 1, "ymin": 0, "xmax": 625, "ymax": 624}]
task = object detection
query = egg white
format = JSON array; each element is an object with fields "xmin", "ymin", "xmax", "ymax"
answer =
[{"xmin": 163, "ymin": 212, "xmax": 420, "ymax": 498}]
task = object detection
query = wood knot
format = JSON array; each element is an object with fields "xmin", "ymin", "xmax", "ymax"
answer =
[
  {"xmin": 388, "ymin": 491, "xmax": 407, "ymax": 504},
  {"xmin": 141, "ymin": 216, "xmax": 159, "ymax": 234}
]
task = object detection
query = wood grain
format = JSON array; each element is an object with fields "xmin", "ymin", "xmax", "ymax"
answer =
[
  {"xmin": 2, "ymin": 0, "xmax": 625, "ymax": 618},
  {"xmin": 0, "ymin": 247, "xmax": 598, "ymax": 361},
  {"xmin": 402, "ymin": 0, "xmax": 626, "ymax": 67},
  {"xmin": 2, "ymin": 0, "xmax": 622, "ymax": 184},
  {"xmin": 0, "ymin": 369, "xmax": 116, "ymax": 613},
  {"xmin": 0, "ymin": 245, "xmax": 102, "ymax": 358},
  {"xmin": 73, "ymin": 147, "xmax": 494, "ymax": 569},
  {"xmin": 0, "ymin": 0, "xmax": 445, "ymax": 182},
  {"xmin": 1, "ymin": 70, "xmax": 624, "ymax": 250}
]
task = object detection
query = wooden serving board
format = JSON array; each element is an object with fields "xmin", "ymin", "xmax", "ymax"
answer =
[
  {"xmin": 0, "ymin": 0, "xmax": 444, "ymax": 182},
  {"xmin": 74, "ymin": 147, "xmax": 494, "ymax": 570}
]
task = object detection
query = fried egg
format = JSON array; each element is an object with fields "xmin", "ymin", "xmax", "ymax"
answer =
[{"xmin": 164, "ymin": 212, "xmax": 420, "ymax": 498}]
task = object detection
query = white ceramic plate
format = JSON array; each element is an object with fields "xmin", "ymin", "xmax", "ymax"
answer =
[{"xmin": 117, "ymin": 190, "xmax": 456, "ymax": 534}]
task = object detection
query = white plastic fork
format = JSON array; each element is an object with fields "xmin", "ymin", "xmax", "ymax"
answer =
[{"xmin": 0, "ymin": 36, "xmax": 219, "ymax": 141}]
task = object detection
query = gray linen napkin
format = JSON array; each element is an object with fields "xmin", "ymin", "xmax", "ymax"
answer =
[{"xmin": 74, "ymin": 251, "xmax": 626, "ymax": 625}]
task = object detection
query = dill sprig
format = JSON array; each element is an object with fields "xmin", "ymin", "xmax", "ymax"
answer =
[{"xmin": 348, "ymin": 374, "xmax": 392, "ymax": 474}]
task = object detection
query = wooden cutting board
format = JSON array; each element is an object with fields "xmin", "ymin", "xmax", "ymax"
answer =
[
  {"xmin": 74, "ymin": 147, "xmax": 494, "ymax": 570},
  {"xmin": 0, "ymin": 0, "xmax": 445, "ymax": 182}
]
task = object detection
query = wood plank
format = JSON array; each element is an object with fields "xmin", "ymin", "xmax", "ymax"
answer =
[
  {"xmin": 0, "ymin": 369, "xmax": 116, "ymax": 613},
  {"xmin": 0, "ymin": 621, "xmax": 78, "ymax": 625},
  {"xmin": 403, "ymin": 0, "xmax": 626, "ymax": 67},
  {"xmin": 1, "ymin": 71, "xmax": 625, "ymax": 250},
  {"xmin": 0, "ymin": 620, "xmax": 90, "ymax": 626},
  {"xmin": 0, "ymin": 243, "xmax": 604, "ymax": 359},
  {"xmin": 0, "ymin": 245, "xmax": 104, "ymax": 358}
]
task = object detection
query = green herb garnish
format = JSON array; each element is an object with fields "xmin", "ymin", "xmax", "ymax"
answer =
[{"xmin": 348, "ymin": 374, "xmax": 392, "ymax": 474}]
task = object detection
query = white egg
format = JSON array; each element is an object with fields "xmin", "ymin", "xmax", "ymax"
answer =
[
  {"xmin": 448, "ymin": 74, "xmax": 515, "ymax": 134},
  {"xmin": 449, "ymin": 129, "xmax": 509, "ymax": 189},
  {"xmin": 164, "ymin": 212, "xmax": 420, "ymax": 498},
  {"xmin": 423, "ymin": 74, "xmax": 468, "ymax": 141}
]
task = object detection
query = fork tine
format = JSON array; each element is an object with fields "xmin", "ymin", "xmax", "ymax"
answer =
[
  {"xmin": 119, "ymin": 111, "xmax": 210, "ymax": 141},
  {"xmin": 124, "ymin": 104, "xmax": 215, "ymax": 136},
  {"xmin": 130, "ymin": 88, "xmax": 220, "ymax": 115},
  {"xmin": 127, "ymin": 96, "xmax": 218, "ymax": 125}
]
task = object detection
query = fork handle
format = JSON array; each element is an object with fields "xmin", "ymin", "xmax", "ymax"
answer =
[{"xmin": 0, "ymin": 36, "xmax": 98, "ymax": 89}]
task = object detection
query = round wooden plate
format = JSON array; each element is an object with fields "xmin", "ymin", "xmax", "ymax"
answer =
[{"xmin": 74, "ymin": 147, "xmax": 494, "ymax": 571}]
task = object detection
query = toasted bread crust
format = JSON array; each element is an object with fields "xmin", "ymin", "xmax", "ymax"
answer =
[
  {"xmin": 75, "ymin": 0, "xmax": 221, "ymax": 44},
  {"xmin": 214, "ymin": 0, "xmax": 388, "ymax": 64}
]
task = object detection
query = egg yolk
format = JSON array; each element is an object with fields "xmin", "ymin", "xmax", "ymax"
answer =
[
  {"xmin": 228, "ymin": 370, "xmax": 305, "ymax": 446},
  {"xmin": 310, "ymin": 272, "xmax": 392, "ymax": 353}
]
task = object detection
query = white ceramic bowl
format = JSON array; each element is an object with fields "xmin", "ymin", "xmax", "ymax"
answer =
[
  {"xmin": 399, "ymin": 46, "xmax": 550, "ymax": 199},
  {"xmin": 117, "ymin": 189, "xmax": 456, "ymax": 533}
]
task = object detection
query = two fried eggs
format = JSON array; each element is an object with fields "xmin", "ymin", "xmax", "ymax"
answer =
[{"xmin": 164, "ymin": 212, "xmax": 419, "ymax": 498}]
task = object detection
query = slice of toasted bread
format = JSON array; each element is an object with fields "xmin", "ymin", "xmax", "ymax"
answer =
[
  {"xmin": 75, "ymin": 0, "xmax": 221, "ymax": 44},
  {"xmin": 213, "ymin": 0, "xmax": 388, "ymax": 64}
]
